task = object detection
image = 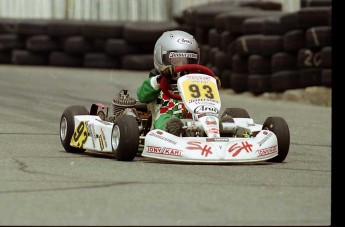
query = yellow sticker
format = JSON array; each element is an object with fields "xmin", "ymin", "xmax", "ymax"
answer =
[
  {"xmin": 71, "ymin": 121, "xmax": 88, "ymax": 148},
  {"xmin": 181, "ymin": 79, "xmax": 220, "ymax": 103}
]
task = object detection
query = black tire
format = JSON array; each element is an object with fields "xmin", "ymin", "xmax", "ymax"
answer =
[
  {"xmin": 26, "ymin": 35, "xmax": 59, "ymax": 53},
  {"xmin": 220, "ymin": 70, "xmax": 232, "ymax": 89},
  {"xmin": 280, "ymin": 12, "xmax": 299, "ymax": 34},
  {"xmin": 111, "ymin": 115, "xmax": 139, "ymax": 161},
  {"xmin": 47, "ymin": 19, "xmax": 84, "ymax": 37},
  {"xmin": 297, "ymin": 6, "xmax": 331, "ymax": 29},
  {"xmin": 63, "ymin": 36, "xmax": 92, "ymax": 54},
  {"xmin": 260, "ymin": 35, "xmax": 284, "ymax": 57},
  {"xmin": 123, "ymin": 21, "xmax": 179, "ymax": 44},
  {"xmin": 248, "ymin": 74, "xmax": 272, "ymax": 95},
  {"xmin": 49, "ymin": 51, "xmax": 83, "ymax": 67},
  {"xmin": 208, "ymin": 28, "xmax": 220, "ymax": 47},
  {"xmin": 105, "ymin": 38, "xmax": 139, "ymax": 57},
  {"xmin": 271, "ymin": 52, "xmax": 298, "ymax": 73},
  {"xmin": 83, "ymin": 53, "xmax": 119, "ymax": 69},
  {"xmin": 235, "ymin": 35, "xmax": 263, "ymax": 56},
  {"xmin": 320, "ymin": 46, "xmax": 332, "ymax": 68},
  {"xmin": 11, "ymin": 50, "xmax": 47, "ymax": 65},
  {"xmin": 242, "ymin": 17, "xmax": 265, "ymax": 35},
  {"xmin": 271, "ymin": 70, "xmax": 300, "ymax": 92},
  {"xmin": 80, "ymin": 21, "xmax": 124, "ymax": 39},
  {"xmin": 305, "ymin": 26, "xmax": 332, "ymax": 48},
  {"xmin": 299, "ymin": 68, "xmax": 322, "ymax": 88},
  {"xmin": 221, "ymin": 107, "xmax": 250, "ymax": 118},
  {"xmin": 232, "ymin": 55, "xmax": 248, "ymax": 73},
  {"xmin": 121, "ymin": 54, "xmax": 153, "ymax": 71},
  {"xmin": 263, "ymin": 16, "xmax": 284, "ymax": 35},
  {"xmin": 16, "ymin": 19, "xmax": 48, "ymax": 36},
  {"xmin": 60, "ymin": 105, "xmax": 89, "ymax": 153},
  {"xmin": 263, "ymin": 116, "xmax": 290, "ymax": 162},
  {"xmin": 321, "ymin": 69, "xmax": 331, "ymax": 87},
  {"xmin": 248, "ymin": 54, "xmax": 271, "ymax": 74},
  {"xmin": 283, "ymin": 30, "xmax": 305, "ymax": 53},
  {"xmin": 0, "ymin": 34, "xmax": 24, "ymax": 51},
  {"xmin": 231, "ymin": 72, "xmax": 248, "ymax": 93}
]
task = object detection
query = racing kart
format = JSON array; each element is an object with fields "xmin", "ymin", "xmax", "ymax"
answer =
[{"xmin": 59, "ymin": 64, "xmax": 290, "ymax": 164}]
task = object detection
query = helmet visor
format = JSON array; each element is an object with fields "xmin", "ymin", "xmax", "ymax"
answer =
[{"xmin": 162, "ymin": 50, "xmax": 199, "ymax": 67}]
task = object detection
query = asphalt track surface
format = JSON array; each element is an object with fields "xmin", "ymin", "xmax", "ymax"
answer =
[{"xmin": 0, "ymin": 65, "xmax": 332, "ymax": 226}]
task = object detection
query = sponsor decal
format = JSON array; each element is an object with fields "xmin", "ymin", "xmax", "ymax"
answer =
[
  {"xmin": 99, "ymin": 135, "xmax": 104, "ymax": 151},
  {"xmin": 194, "ymin": 105, "xmax": 219, "ymax": 114},
  {"xmin": 147, "ymin": 131, "xmax": 177, "ymax": 145},
  {"xmin": 257, "ymin": 145, "xmax": 277, "ymax": 157},
  {"xmin": 186, "ymin": 75, "xmax": 211, "ymax": 81},
  {"xmin": 205, "ymin": 116, "xmax": 217, "ymax": 125},
  {"xmin": 197, "ymin": 112, "xmax": 218, "ymax": 118},
  {"xmin": 177, "ymin": 38, "xmax": 193, "ymax": 45},
  {"xmin": 147, "ymin": 146, "xmax": 182, "ymax": 156},
  {"xmin": 258, "ymin": 132, "xmax": 273, "ymax": 146},
  {"xmin": 87, "ymin": 122, "xmax": 96, "ymax": 149},
  {"xmin": 186, "ymin": 141, "xmax": 213, "ymax": 157},
  {"xmin": 71, "ymin": 121, "xmax": 88, "ymax": 148},
  {"xmin": 205, "ymin": 128, "xmax": 219, "ymax": 135},
  {"xmin": 228, "ymin": 141, "xmax": 253, "ymax": 157},
  {"xmin": 188, "ymin": 98, "xmax": 218, "ymax": 104},
  {"xmin": 100, "ymin": 128, "xmax": 108, "ymax": 147},
  {"xmin": 168, "ymin": 52, "xmax": 198, "ymax": 59},
  {"xmin": 206, "ymin": 138, "xmax": 229, "ymax": 142}
]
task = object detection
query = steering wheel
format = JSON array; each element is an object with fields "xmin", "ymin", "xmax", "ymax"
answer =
[{"xmin": 160, "ymin": 64, "xmax": 216, "ymax": 100}]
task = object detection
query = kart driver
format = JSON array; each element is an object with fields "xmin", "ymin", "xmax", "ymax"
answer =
[{"xmin": 137, "ymin": 30, "xmax": 221, "ymax": 136}]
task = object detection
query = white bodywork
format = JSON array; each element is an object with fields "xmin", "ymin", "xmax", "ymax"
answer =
[
  {"xmin": 69, "ymin": 73, "xmax": 279, "ymax": 163},
  {"xmin": 141, "ymin": 73, "xmax": 278, "ymax": 163},
  {"xmin": 142, "ymin": 128, "xmax": 278, "ymax": 163},
  {"xmin": 70, "ymin": 115, "xmax": 114, "ymax": 152}
]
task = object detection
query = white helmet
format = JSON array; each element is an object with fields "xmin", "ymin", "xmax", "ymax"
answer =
[{"xmin": 153, "ymin": 30, "xmax": 200, "ymax": 72}]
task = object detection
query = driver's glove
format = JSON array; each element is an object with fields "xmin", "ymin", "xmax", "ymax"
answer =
[{"xmin": 160, "ymin": 65, "xmax": 176, "ymax": 79}]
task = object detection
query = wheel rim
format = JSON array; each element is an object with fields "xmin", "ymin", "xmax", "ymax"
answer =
[
  {"xmin": 60, "ymin": 117, "xmax": 67, "ymax": 140},
  {"xmin": 111, "ymin": 125, "xmax": 120, "ymax": 150}
]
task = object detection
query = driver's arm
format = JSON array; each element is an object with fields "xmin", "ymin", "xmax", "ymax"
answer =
[{"xmin": 137, "ymin": 76, "xmax": 161, "ymax": 103}]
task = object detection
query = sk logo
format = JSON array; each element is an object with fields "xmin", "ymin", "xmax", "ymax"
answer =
[
  {"xmin": 186, "ymin": 141, "xmax": 212, "ymax": 157},
  {"xmin": 228, "ymin": 141, "xmax": 253, "ymax": 157}
]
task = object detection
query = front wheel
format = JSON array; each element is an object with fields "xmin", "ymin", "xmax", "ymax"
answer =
[
  {"xmin": 262, "ymin": 116, "xmax": 290, "ymax": 163},
  {"xmin": 60, "ymin": 105, "xmax": 89, "ymax": 153},
  {"xmin": 111, "ymin": 115, "xmax": 139, "ymax": 161}
]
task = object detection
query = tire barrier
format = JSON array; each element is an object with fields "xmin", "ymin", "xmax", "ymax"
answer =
[{"xmin": 0, "ymin": 1, "xmax": 332, "ymax": 95}]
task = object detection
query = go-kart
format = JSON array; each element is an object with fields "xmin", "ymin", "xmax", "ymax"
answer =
[{"xmin": 59, "ymin": 64, "xmax": 290, "ymax": 163}]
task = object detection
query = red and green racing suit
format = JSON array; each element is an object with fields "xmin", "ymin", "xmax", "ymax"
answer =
[{"xmin": 137, "ymin": 71, "xmax": 190, "ymax": 131}]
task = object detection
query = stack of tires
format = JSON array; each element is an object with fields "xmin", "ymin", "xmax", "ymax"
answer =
[
  {"xmin": 0, "ymin": 19, "xmax": 181, "ymax": 70},
  {"xmin": 0, "ymin": 0, "xmax": 332, "ymax": 94},
  {"xmin": 175, "ymin": 0, "xmax": 332, "ymax": 93}
]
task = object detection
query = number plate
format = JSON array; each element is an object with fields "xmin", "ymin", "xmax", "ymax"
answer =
[
  {"xmin": 179, "ymin": 75, "xmax": 220, "ymax": 104},
  {"xmin": 177, "ymin": 74, "xmax": 221, "ymax": 115}
]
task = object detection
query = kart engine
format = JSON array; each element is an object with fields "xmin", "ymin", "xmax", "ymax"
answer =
[{"xmin": 112, "ymin": 89, "xmax": 137, "ymax": 118}]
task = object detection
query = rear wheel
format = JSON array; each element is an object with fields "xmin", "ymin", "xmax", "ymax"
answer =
[
  {"xmin": 111, "ymin": 115, "xmax": 139, "ymax": 161},
  {"xmin": 262, "ymin": 116, "xmax": 290, "ymax": 162},
  {"xmin": 60, "ymin": 105, "xmax": 89, "ymax": 153}
]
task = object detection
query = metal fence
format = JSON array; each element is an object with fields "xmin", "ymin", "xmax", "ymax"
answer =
[
  {"xmin": 0, "ymin": 0, "xmax": 301, "ymax": 21},
  {"xmin": 0, "ymin": 0, "xmax": 233, "ymax": 21}
]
